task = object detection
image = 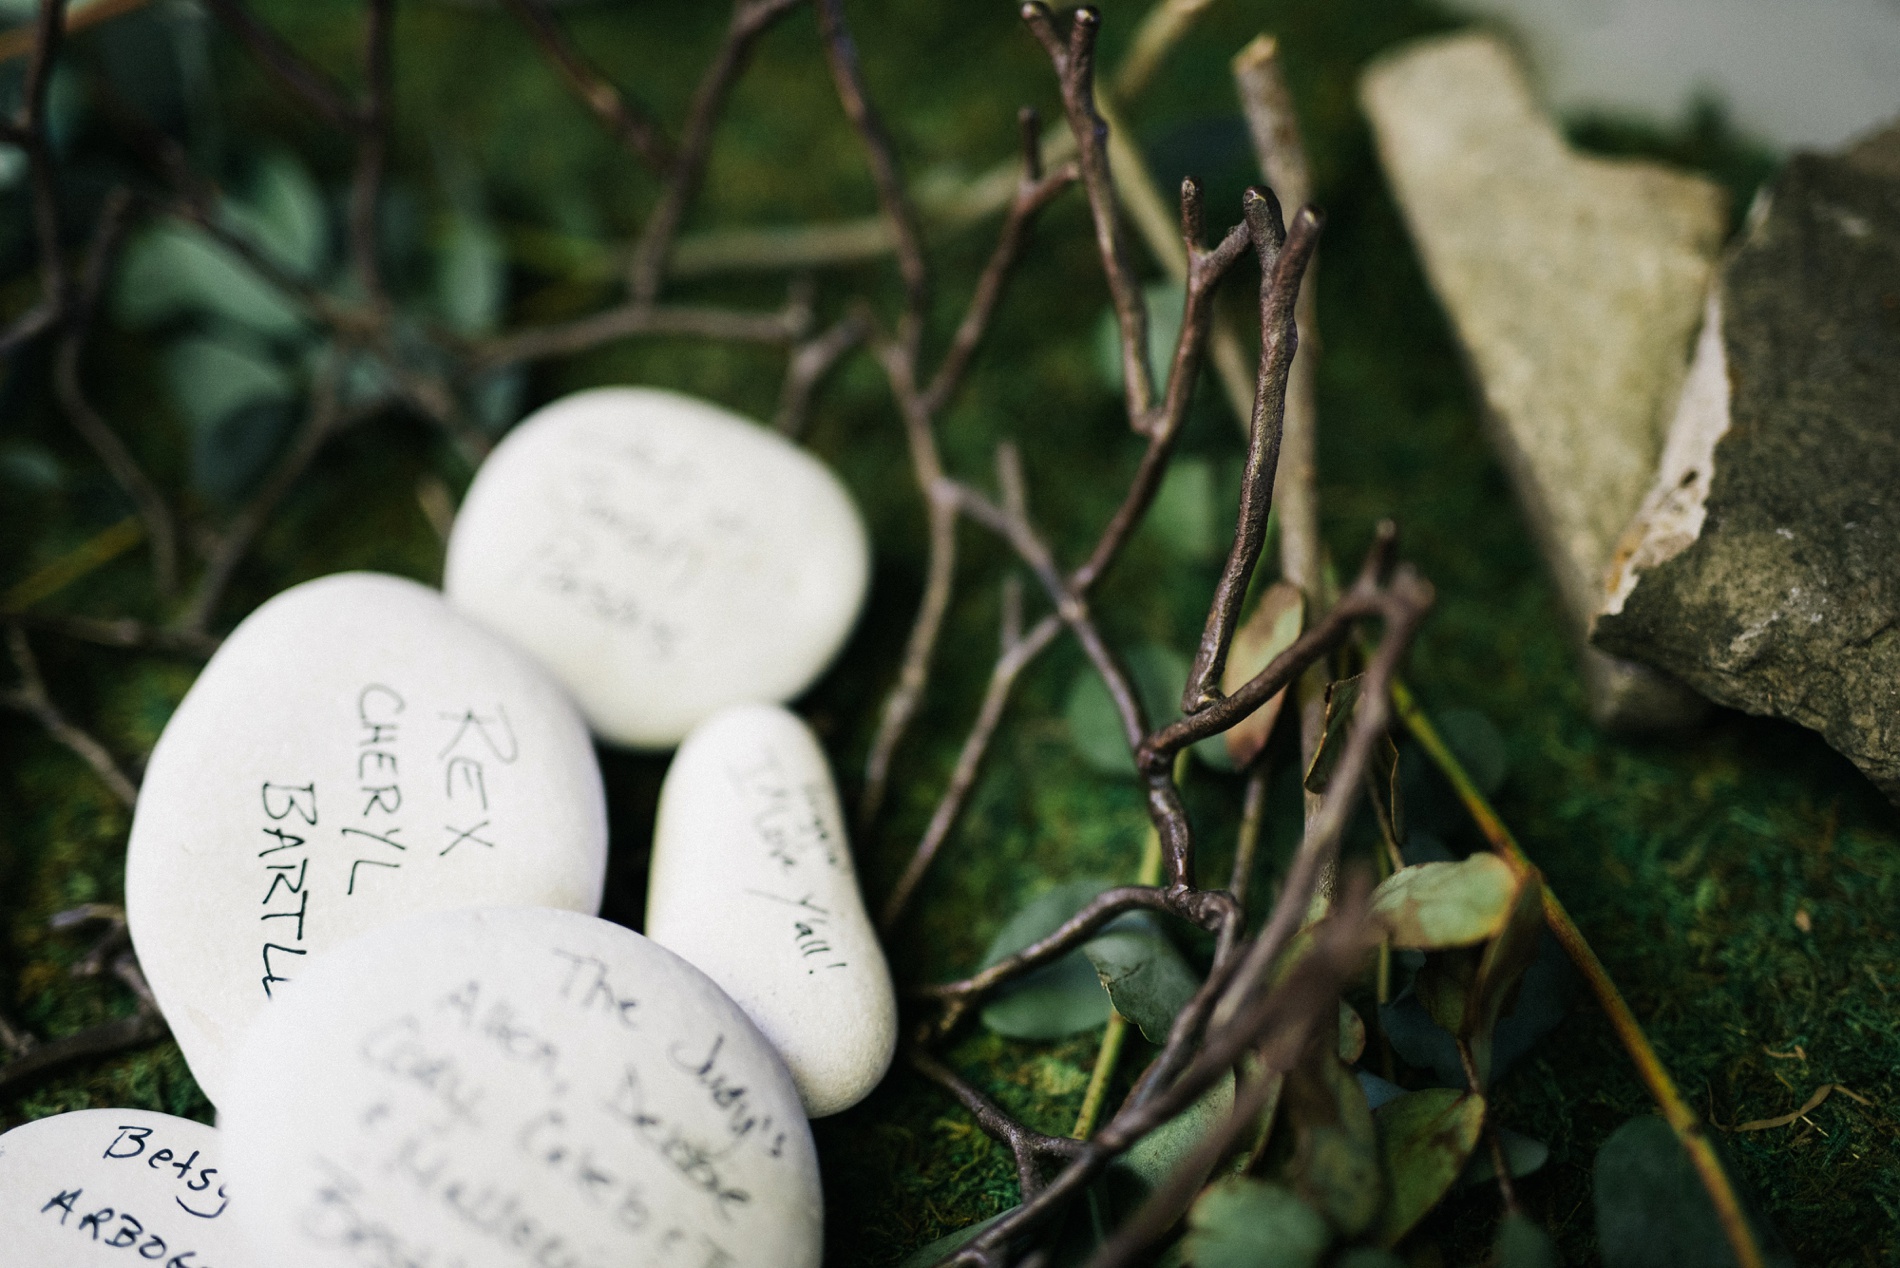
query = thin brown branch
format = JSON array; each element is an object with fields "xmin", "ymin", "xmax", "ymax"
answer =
[
  {"xmin": 775, "ymin": 308, "xmax": 869, "ymax": 438},
  {"xmin": 501, "ymin": 0, "xmax": 674, "ymax": 174},
  {"xmin": 815, "ymin": 0, "xmax": 929, "ymax": 357},
  {"xmin": 1184, "ymin": 192, "xmax": 1321, "ymax": 710},
  {"xmin": 3, "ymin": 625, "xmax": 139, "ymax": 807},
  {"xmin": 200, "ymin": 0, "xmax": 357, "ymax": 131},
  {"xmin": 348, "ymin": 0, "xmax": 394, "ymax": 307},
  {"xmin": 879, "ymin": 610, "xmax": 1060, "ymax": 930},
  {"xmin": 0, "ymin": 1013, "xmax": 168, "ymax": 1095},
  {"xmin": 625, "ymin": 0, "xmax": 803, "ymax": 304},
  {"xmin": 472, "ymin": 298, "xmax": 806, "ymax": 369},
  {"xmin": 7, "ymin": 611, "xmax": 219, "ymax": 657},
  {"xmin": 180, "ymin": 358, "xmax": 347, "ymax": 636},
  {"xmin": 910, "ymin": 1048, "xmax": 1087, "ymax": 1201},
  {"xmin": 1021, "ymin": 3, "xmax": 1155, "ymax": 433},
  {"xmin": 53, "ymin": 188, "xmax": 178, "ymax": 598}
]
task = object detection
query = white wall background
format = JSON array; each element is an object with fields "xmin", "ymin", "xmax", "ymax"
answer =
[{"xmin": 1449, "ymin": 0, "xmax": 1900, "ymax": 151}]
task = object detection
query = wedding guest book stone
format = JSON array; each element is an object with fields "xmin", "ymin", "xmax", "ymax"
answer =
[
  {"xmin": 0, "ymin": 1108, "xmax": 245, "ymax": 1263},
  {"xmin": 126, "ymin": 571, "xmax": 608, "ymax": 1109},
  {"xmin": 646, "ymin": 704, "xmax": 896, "ymax": 1117},
  {"xmin": 221, "ymin": 905, "xmax": 822, "ymax": 1268},
  {"xmin": 442, "ymin": 386, "xmax": 871, "ymax": 749}
]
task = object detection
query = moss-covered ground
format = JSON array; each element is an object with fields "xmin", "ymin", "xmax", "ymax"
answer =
[{"xmin": 2, "ymin": 1, "xmax": 1895, "ymax": 1263}]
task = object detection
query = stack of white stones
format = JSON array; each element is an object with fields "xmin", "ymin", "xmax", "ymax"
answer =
[{"xmin": 1, "ymin": 386, "xmax": 895, "ymax": 1266}]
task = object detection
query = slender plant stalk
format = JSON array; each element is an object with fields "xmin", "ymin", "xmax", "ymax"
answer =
[
  {"xmin": 1073, "ymin": 765, "xmax": 1173, "ymax": 1140},
  {"xmin": 1390, "ymin": 675, "xmax": 1766, "ymax": 1268}
]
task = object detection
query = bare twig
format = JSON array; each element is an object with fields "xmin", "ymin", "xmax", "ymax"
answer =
[
  {"xmin": 0, "ymin": 1013, "xmax": 169, "ymax": 1095},
  {"xmin": 53, "ymin": 188, "xmax": 179, "ymax": 599},
  {"xmin": 472, "ymin": 297, "xmax": 807, "ymax": 369},
  {"xmin": 199, "ymin": 0, "xmax": 358, "ymax": 131},
  {"xmin": 775, "ymin": 308, "xmax": 870, "ymax": 438},
  {"xmin": 501, "ymin": 0, "xmax": 674, "ymax": 174},
  {"xmin": 181, "ymin": 358, "xmax": 348, "ymax": 636},
  {"xmin": 349, "ymin": 0, "xmax": 395, "ymax": 307},
  {"xmin": 1393, "ymin": 679, "xmax": 1768, "ymax": 1268},
  {"xmin": 626, "ymin": 0, "xmax": 805, "ymax": 303},
  {"xmin": 911, "ymin": 1048, "xmax": 1087, "ymax": 1201},
  {"xmin": 3, "ymin": 626, "xmax": 139, "ymax": 808}
]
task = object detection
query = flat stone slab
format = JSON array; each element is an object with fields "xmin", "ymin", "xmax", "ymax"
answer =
[
  {"xmin": 1361, "ymin": 32, "xmax": 1728, "ymax": 727},
  {"xmin": 1595, "ymin": 129, "xmax": 1900, "ymax": 803}
]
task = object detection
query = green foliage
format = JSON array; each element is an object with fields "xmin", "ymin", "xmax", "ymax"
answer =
[
  {"xmin": 1185, "ymin": 1177, "xmax": 1332, "ymax": 1268},
  {"xmin": 1495, "ymin": 1210, "xmax": 1559, "ymax": 1268},
  {"xmin": 1083, "ymin": 915, "xmax": 1200, "ymax": 1043},
  {"xmin": 1371, "ymin": 1088, "xmax": 1486, "ymax": 1246},
  {"xmin": 1594, "ymin": 1116, "xmax": 1791, "ymax": 1268},
  {"xmin": 5, "ymin": 2, "xmax": 1899, "ymax": 1266},
  {"xmin": 1369, "ymin": 854, "xmax": 1519, "ymax": 949},
  {"xmin": 979, "ymin": 880, "xmax": 1117, "ymax": 1039}
]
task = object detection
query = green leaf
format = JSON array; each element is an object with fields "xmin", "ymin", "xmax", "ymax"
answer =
[
  {"xmin": 1371, "ymin": 1088, "xmax": 1485, "ymax": 1246},
  {"xmin": 1337, "ymin": 1000, "xmax": 1366, "ymax": 1064},
  {"xmin": 1220, "ymin": 580, "xmax": 1304, "ymax": 768},
  {"xmin": 1456, "ymin": 1125, "xmax": 1549, "ymax": 1190},
  {"xmin": 1495, "ymin": 1211, "xmax": 1558, "ymax": 1268},
  {"xmin": 980, "ymin": 880, "xmax": 1114, "ymax": 1039},
  {"xmin": 162, "ymin": 335, "xmax": 292, "ymax": 433},
  {"xmin": 1109, "ymin": 1072, "xmax": 1234, "ymax": 1194},
  {"xmin": 1095, "ymin": 281, "xmax": 1185, "ymax": 394},
  {"xmin": 1084, "ymin": 916, "xmax": 1201, "ymax": 1042},
  {"xmin": 1595, "ymin": 1116, "xmax": 1790, "ymax": 1268},
  {"xmin": 223, "ymin": 151, "xmax": 329, "ymax": 280},
  {"xmin": 898, "ymin": 1208, "xmax": 1015, "ymax": 1268},
  {"xmin": 1279, "ymin": 1048, "xmax": 1382, "ymax": 1238},
  {"xmin": 1435, "ymin": 707, "xmax": 1509, "ymax": 797},
  {"xmin": 1140, "ymin": 457, "xmax": 1222, "ymax": 563},
  {"xmin": 1184, "ymin": 1178, "xmax": 1331, "ymax": 1268},
  {"xmin": 116, "ymin": 220, "xmax": 307, "ymax": 337},
  {"xmin": 1370, "ymin": 854, "xmax": 1520, "ymax": 950},
  {"xmin": 438, "ymin": 210, "xmax": 508, "ymax": 335},
  {"xmin": 1334, "ymin": 1252, "xmax": 1407, "ymax": 1268},
  {"xmin": 1065, "ymin": 643, "xmax": 1229, "ymax": 775},
  {"xmin": 1462, "ymin": 867, "xmax": 1546, "ymax": 1086}
]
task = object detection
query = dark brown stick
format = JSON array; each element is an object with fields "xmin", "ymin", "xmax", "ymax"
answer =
[
  {"xmin": 625, "ymin": 0, "xmax": 804, "ymax": 303},
  {"xmin": 3, "ymin": 625, "xmax": 140, "ymax": 807},
  {"xmin": 501, "ymin": 0, "xmax": 674, "ymax": 174}
]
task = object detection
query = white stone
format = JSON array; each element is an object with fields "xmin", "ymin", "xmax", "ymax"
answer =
[
  {"xmin": 127, "ymin": 571, "xmax": 607, "ymax": 1110},
  {"xmin": 646, "ymin": 704, "xmax": 896, "ymax": 1117},
  {"xmin": 220, "ymin": 906, "xmax": 822, "ymax": 1268},
  {"xmin": 1360, "ymin": 32, "xmax": 1725, "ymax": 729},
  {"xmin": 0, "ymin": 1108, "xmax": 248, "ymax": 1263},
  {"xmin": 442, "ymin": 386, "xmax": 871, "ymax": 749}
]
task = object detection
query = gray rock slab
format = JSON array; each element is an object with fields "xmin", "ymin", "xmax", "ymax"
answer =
[
  {"xmin": 1361, "ymin": 32, "xmax": 1727, "ymax": 728},
  {"xmin": 1594, "ymin": 129, "xmax": 1900, "ymax": 803}
]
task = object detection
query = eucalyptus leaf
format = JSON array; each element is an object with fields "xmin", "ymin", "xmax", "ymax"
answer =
[
  {"xmin": 1220, "ymin": 580, "xmax": 1303, "ymax": 769},
  {"xmin": 1370, "ymin": 854, "xmax": 1520, "ymax": 950},
  {"xmin": 163, "ymin": 335, "xmax": 293, "ymax": 432},
  {"xmin": 116, "ymin": 221, "xmax": 307, "ymax": 337},
  {"xmin": 1084, "ymin": 916, "xmax": 1201, "ymax": 1042},
  {"xmin": 1455, "ymin": 1125, "xmax": 1548, "ymax": 1190},
  {"xmin": 1463, "ymin": 865, "xmax": 1546, "ymax": 1085},
  {"xmin": 1371, "ymin": 1088, "xmax": 1485, "ymax": 1246},
  {"xmin": 438, "ymin": 210, "xmax": 507, "ymax": 335},
  {"xmin": 1140, "ymin": 457, "xmax": 1221, "ymax": 562},
  {"xmin": 1436, "ymin": 706, "xmax": 1509, "ymax": 797},
  {"xmin": 1495, "ymin": 1211, "xmax": 1558, "ymax": 1268},
  {"xmin": 223, "ymin": 151, "xmax": 329, "ymax": 280},
  {"xmin": 1337, "ymin": 1000, "xmax": 1366, "ymax": 1064},
  {"xmin": 1095, "ymin": 281, "xmax": 1185, "ymax": 394},
  {"xmin": 1595, "ymin": 1116, "xmax": 1791, "ymax": 1268},
  {"xmin": 1335, "ymin": 1252, "xmax": 1408, "ymax": 1268},
  {"xmin": 1108, "ymin": 1072, "xmax": 1234, "ymax": 1196},
  {"xmin": 1184, "ymin": 1178, "xmax": 1331, "ymax": 1268},
  {"xmin": 1280, "ymin": 1047, "xmax": 1382, "ymax": 1238},
  {"xmin": 898, "ymin": 1208, "xmax": 1015, "ymax": 1268},
  {"xmin": 980, "ymin": 880, "xmax": 1114, "ymax": 1039},
  {"xmin": 1064, "ymin": 643, "xmax": 1224, "ymax": 774}
]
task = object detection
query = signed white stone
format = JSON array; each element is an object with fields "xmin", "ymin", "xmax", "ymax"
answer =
[
  {"xmin": 442, "ymin": 386, "xmax": 871, "ymax": 749},
  {"xmin": 0, "ymin": 1108, "xmax": 245, "ymax": 1263},
  {"xmin": 221, "ymin": 906, "xmax": 822, "ymax": 1268},
  {"xmin": 647, "ymin": 704, "xmax": 896, "ymax": 1117},
  {"xmin": 127, "ymin": 571, "xmax": 607, "ymax": 1110}
]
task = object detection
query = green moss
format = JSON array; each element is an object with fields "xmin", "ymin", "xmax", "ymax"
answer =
[{"xmin": 3, "ymin": 1, "xmax": 1895, "ymax": 1265}]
